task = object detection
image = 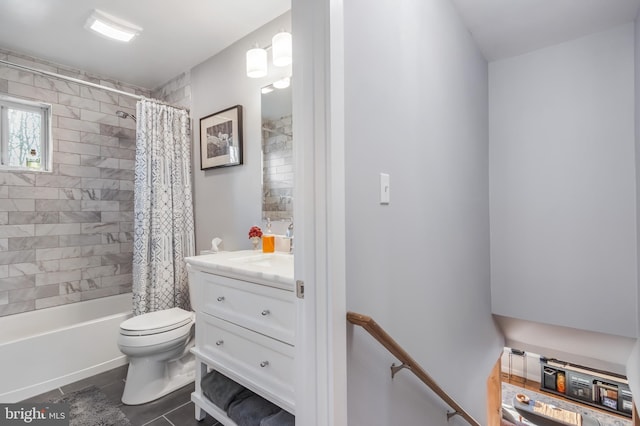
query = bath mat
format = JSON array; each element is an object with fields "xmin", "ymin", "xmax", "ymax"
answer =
[{"xmin": 50, "ymin": 386, "xmax": 131, "ymax": 426}]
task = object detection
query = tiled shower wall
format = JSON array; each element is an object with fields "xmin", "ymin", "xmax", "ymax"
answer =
[
  {"xmin": 151, "ymin": 71, "xmax": 191, "ymax": 110},
  {"xmin": 0, "ymin": 49, "xmax": 150, "ymax": 317},
  {"xmin": 262, "ymin": 114, "xmax": 293, "ymax": 221}
]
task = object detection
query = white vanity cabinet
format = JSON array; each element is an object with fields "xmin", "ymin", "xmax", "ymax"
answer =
[{"xmin": 185, "ymin": 252, "xmax": 295, "ymax": 425}]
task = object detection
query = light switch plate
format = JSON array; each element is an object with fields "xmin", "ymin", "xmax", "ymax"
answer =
[{"xmin": 380, "ymin": 173, "xmax": 390, "ymax": 204}]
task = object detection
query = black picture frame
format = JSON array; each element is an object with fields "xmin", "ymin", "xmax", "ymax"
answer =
[{"xmin": 200, "ymin": 105, "xmax": 243, "ymax": 170}]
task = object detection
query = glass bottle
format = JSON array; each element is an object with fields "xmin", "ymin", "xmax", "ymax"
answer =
[{"xmin": 26, "ymin": 149, "xmax": 40, "ymax": 169}]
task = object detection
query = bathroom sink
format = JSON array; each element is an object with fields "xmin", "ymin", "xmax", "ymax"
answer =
[
  {"xmin": 229, "ymin": 253, "xmax": 293, "ymax": 269},
  {"xmin": 184, "ymin": 250, "xmax": 294, "ymax": 289}
]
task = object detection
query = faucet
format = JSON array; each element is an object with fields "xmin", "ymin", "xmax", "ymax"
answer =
[{"xmin": 286, "ymin": 219, "xmax": 294, "ymax": 253}]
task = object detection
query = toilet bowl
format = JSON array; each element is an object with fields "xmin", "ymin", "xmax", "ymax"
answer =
[{"xmin": 118, "ymin": 307, "xmax": 196, "ymax": 405}]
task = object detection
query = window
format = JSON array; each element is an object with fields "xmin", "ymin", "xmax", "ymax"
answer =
[{"xmin": 0, "ymin": 95, "xmax": 51, "ymax": 171}]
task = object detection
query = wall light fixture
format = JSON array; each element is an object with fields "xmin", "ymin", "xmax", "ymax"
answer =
[{"xmin": 246, "ymin": 30, "xmax": 292, "ymax": 78}]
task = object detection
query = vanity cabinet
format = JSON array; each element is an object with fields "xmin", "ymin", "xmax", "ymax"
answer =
[{"xmin": 186, "ymin": 257, "xmax": 296, "ymax": 425}]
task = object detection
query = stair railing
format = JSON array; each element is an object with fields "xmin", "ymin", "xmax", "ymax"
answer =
[{"xmin": 347, "ymin": 311, "xmax": 481, "ymax": 426}]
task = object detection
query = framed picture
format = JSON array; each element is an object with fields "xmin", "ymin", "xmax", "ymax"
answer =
[{"xmin": 200, "ymin": 105, "xmax": 243, "ymax": 170}]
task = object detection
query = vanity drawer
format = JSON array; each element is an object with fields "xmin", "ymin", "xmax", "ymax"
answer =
[
  {"xmin": 197, "ymin": 313, "xmax": 295, "ymax": 407},
  {"xmin": 199, "ymin": 273, "xmax": 295, "ymax": 344}
]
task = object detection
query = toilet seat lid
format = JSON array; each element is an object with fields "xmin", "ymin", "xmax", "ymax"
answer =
[{"xmin": 120, "ymin": 307, "xmax": 194, "ymax": 336}]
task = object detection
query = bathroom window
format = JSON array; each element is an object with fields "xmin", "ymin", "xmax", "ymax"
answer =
[{"xmin": 0, "ymin": 95, "xmax": 51, "ymax": 171}]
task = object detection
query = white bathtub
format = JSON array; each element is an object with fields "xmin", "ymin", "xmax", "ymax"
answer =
[{"xmin": 0, "ymin": 293, "xmax": 133, "ymax": 402}]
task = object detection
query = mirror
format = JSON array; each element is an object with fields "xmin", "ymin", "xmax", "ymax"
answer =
[{"xmin": 261, "ymin": 84, "xmax": 293, "ymax": 222}]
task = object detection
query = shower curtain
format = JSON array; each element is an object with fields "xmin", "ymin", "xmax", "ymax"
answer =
[{"xmin": 132, "ymin": 99, "xmax": 195, "ymax": 315}]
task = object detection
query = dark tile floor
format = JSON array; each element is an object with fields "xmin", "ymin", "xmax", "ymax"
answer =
[{"xmin": 24, "ymin": 365, "xmax": 221, "ymax": 426}]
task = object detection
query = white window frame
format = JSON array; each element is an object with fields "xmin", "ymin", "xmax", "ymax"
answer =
[{"xmin": 0, "ymin": 94, "xmax": 52, "ymax": 172}]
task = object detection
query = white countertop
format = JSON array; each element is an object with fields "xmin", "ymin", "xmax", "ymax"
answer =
[{"xmin": 184, "ymin": 250, "xmax": 294, "ymax": 290}]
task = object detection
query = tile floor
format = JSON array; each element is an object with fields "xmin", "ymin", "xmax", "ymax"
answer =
[{"xmin": 23, "ymin": 365, "xmax": 221, "ymax": 426}]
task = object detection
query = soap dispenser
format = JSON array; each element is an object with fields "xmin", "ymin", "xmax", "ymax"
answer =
[{"xmin": 262, "ymin": 218, "xmax": 275, "ymax": 253}]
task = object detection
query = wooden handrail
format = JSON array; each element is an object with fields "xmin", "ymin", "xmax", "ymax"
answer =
[{"xmin": 347, "ymin": 311, "xmax": 481, "ymax": 426}]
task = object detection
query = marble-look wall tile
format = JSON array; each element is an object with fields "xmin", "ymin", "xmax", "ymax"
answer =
[
  {"xmin": 35, "ymin": 246, "xmax": 82, "ymax": 261},
  {"xmin": 8, "ymin": 81, "xmax": 58, "ymax": 103},
  {"xmin": 59, "ymin": 256, "xmax": 101, "ymax": 271},
  {"xmin": 0, "ymin": 173, "xmax": 36, "ymax": 186},
  {"xmin": 101, "ymin": 253, "xmax": 131, "ymax": 266},
  {"xmin": 8, "ymin": 236, "xmax": 59, "ymax": 251},
  {"xmin": 35, "ymin": 200, "xmax": 81, "ymax": 212},
  {"xmin": 35, "ymin": 270, "xmax": 82, "ymax": 286},
  {"xmin": 8, "ymin": 187, "xmax": 59, "ymax": 199},
  {"xmin": 0, "ymin": 49, "xmax": 145, "ymax": 316},
  {"xmin": 80, "ymin": 286, "xmax": 120, "ymax": 301},
  {"xmin": 10, "ymin": 284, "xmax": 58, "ymax": 303},
  {"xmin": 0, "ymin": 199, "xmax": 35, "ymax": 211},
  {"xmin": 0, "ymin": 275, "xmax": 35, "ymax": 290},
  {"xmin": 58, "ymin": 234, "xmax": 102, "ymax": 247},
  {"xmin": 81, "ymin": 156, "xmax": 119, "ymax": 169},
  {"xmin": 9, "ymin": 260, "xmax": 59, "ymax": 277},
  {"xmin": 102, "ymin": 273, "xmax": 132, "ymax": 287},
  {"xmin": 35, "ymin": 293, "xmax": 81, "ymax": 309},
  {"xmin": 8, "ymin": 212, "xmax": 59, "ymax": 225},
  {"xmin": 59, "ymin": 211, "xmax": 101, "ymax": 223},
  {"xmin": 0, "ymin": 225, "xmax": 35, "ymax": 238},
  {"xmin": 59, "ymin": 164, "xmax": 101, "ymax": 178},
  {"xmin": 35, "ymin": 223, "xmax": 81, "ymax": 236},
  {"xmin": 58, "ymin": 93, "xmax": 100, "ymax": 112},
  {"xmin": 0, "ymin": 301, "xmax": 35, "ymax": 316},
  {"xmin": 81, "ymin": 244, "xmax": 120, "ymax": 257}
]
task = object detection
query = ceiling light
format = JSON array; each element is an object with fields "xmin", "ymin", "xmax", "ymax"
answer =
[
  {"xmin": 261, "ymin": 86, "xmax": 274, "ymax": 94},
  {"xmin": 273, "ymin": 77, "xmax": 290, "ymax": 89},
  {"xmin": 85, "ymin": 9, "xmax": 142, "ymax": 43},
  {"xmin": 246, "ymin": 44, "xmax": 268, "ymax": 78},
  {"xmin": 272, "ymin": 30, "xmax": 292, "ymax": 67}
]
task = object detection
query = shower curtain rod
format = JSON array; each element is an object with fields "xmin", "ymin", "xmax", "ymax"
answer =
[{"xmin": 0, "ymin": 59, "xmax": 189, "ymax": 113}]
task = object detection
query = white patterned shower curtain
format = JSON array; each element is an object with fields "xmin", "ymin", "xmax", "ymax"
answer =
[{"xmin": 132, "ymin": 99, "xmax": 195, "ymax": 315}]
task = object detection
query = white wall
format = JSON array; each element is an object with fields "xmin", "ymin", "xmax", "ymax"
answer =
[
  {"xmin": 344, "ymin": 0, "xmax": 504, "ymax": 424},
  {"xmin": 489, "ymin": 24, "xmax": 638, "ymax": 338},
  {"xmin": 190, "ymin": 12, "xmax": 291, "ymax": 253}
]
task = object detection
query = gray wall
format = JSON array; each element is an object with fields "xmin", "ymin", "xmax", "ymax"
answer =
[
  {"xmin": 0, "ymin": 49, "xmax": 143, "ymax": 317},
  {"xmin": 344, "ymin": 0, "xmax": 504, "ymax": 424},
  {"xmin": 190, "ymin": 12, "xmax": 291, "ymax": 253},
  {"xmin": 489, "ymin": 24, "xmax": 638, "ymax": 338}
]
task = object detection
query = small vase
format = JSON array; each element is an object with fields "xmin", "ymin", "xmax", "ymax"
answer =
[{"xmin": 251, "ymin": 236, "xmax": 261, "ymax": 250}]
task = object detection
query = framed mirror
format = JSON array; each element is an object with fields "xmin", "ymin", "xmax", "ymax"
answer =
[{"xmin": 261, "ymin": 84, "xmax": 293, "ymax": 222}]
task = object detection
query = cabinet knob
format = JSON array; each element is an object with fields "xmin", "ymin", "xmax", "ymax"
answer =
[
  {"xmin": 216, "ymin": 340, "xmax": 224, "ymax": 346},
  {"xmin": 217, "ymin": 296, "xmax": 225, "ymax": 302},
  {"xmin": 261, "ymin": 309, "xmax": 270, "ymax": 316},
  {"xmin": 260, "ymin": 361, "xmax": 270, "ymax": 368}
]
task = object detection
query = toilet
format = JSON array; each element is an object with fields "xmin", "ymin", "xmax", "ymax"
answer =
[{"xmin": 118, "ymin": 307, "xmax": 196, "ymax": 405}]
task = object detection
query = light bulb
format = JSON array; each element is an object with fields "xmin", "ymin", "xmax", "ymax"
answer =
[
  {"xmin": 273, "ymin": 77, "xmax": 290, "ymax": 89},
  {"xmin": 246, "ymin": 46, "xmax": 267, "ymax": 78},
  {"xmin": 272, "ymin": 31, "xmax": 292, "ymax": 67}
]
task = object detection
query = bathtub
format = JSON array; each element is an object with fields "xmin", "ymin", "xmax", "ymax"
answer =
[{"xmin": 0, "ymin": 293, "xmax": 133, "ymax": 402}]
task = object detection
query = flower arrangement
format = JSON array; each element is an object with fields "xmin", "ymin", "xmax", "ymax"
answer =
[{"xmin": 248, "ymin": 226, "xmax": 263, "ymax": 239}]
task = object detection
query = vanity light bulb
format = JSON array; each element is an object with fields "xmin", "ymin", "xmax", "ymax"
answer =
[
  {"xmin": 272, "ymin": 31, "xmax": 292, "ymax": 67},
  {"xmin": 246, "ymin": 47, "xmax": 267, "ymax": 78},
  {"xmin": 273, "ymin": 77, "xmax": 290, "ymax": 89}
]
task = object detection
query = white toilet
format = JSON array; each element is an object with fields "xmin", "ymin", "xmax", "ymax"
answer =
[{"xmin": 118, "ymin": 307, "xmax": 196, "ymax": 405}]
